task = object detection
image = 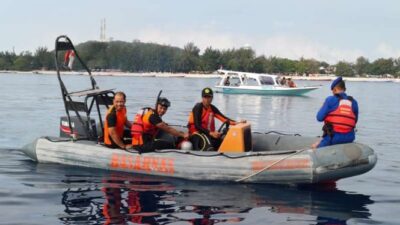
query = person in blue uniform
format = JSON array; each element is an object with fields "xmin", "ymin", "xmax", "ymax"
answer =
[{"xmin": 312, "ymin": 77, "xmax": 359, "ymax": 149}]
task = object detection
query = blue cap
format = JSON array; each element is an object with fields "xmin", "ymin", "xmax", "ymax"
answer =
[{"xmin": 331, "ymin": 76, "xmax": 343, "ymax": 90}]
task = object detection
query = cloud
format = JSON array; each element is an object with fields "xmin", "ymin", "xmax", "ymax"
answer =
[
  {"xmin": 376, "ymin": 43, "xmax": 400, "ymax": 59},
  {"xmin": 272, "ymin": 20, "xmax": 295, "ymax": 29},
  {"xmin": 257, "ymin": 36, "xmax": 364, "ymax": 63},
  {"xmin": 130, "ymin": 28, "xmax": 366, "ymax": 64},
  {"xmin": 135, "ymin": 27, "xmax": 240, "ymax": 50}
]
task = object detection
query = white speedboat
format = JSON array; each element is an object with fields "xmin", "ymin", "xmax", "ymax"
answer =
[{"xmin": 215, "ymin": 70, "xmax": 319, "ymax": 96}]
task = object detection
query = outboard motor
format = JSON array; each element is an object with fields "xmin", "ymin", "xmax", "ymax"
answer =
[{"xmin": 60, "ymin": 116, "xmax": 97, "ymax": 139}]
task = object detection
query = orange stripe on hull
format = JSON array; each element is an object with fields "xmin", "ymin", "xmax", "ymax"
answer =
[{"xmin": 252, "ymin": 159, "xmax": 311, "ymax": 171}]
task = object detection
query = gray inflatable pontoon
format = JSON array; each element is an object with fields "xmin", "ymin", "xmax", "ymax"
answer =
[{"xmin": 21, "ymin": 132, "xmax": 377, "ymax": 184}]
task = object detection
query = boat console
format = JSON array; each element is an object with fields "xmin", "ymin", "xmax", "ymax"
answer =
[{"xmin": 218, "ymin": 122, "xmax": 252, "ymax": 153}]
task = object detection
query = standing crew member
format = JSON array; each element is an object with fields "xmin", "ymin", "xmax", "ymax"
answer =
[
  {"xmin": 104, "ymin": 92, "xmax": 132, "ymax": 149},
  {"xmin": 312, "ymin": 77, "xmax": 359, "ymax": 149},
  {"xmin": 131, "ymin": 97, "xmax": 189, "ymax": 153},
  {"xmin": 188, "ymin": 87, "xmax": 245, "ymax": 150}
]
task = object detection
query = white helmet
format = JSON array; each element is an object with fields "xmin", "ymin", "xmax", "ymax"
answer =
[{"xmin": 180, "ymin": 141, "xmax": 193, "ymax": 150}]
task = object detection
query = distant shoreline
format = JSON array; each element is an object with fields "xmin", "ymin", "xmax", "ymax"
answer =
[{"xmin": 1, "ymin": 70, "xmax": 399, "ymax": 83}]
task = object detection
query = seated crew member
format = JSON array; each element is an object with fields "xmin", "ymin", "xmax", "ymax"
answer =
[
  {"xmin": 280, "ymin": 76, "xmax": 287, "ymax": 86},
  {"xmin": 187, "ymin": 87, "xmax": 245, "ymax": 150},
  {"xmin": 224, "ymin": 76, "xmax": 230, "ymax": 86},
  {"xmin": 312, "ymin": 77, "xmax": 359, "ymax": 149},
  {"xmin": 131, "ymin": 97, "xmax": 189, "ymax": 153},
  {"xmin": 104, "ymin": 91, "xmax": 132, "ymax": 149},
  {"xmin": 287, "ymin": 78, "xmax": 296, "ymax": 87}
]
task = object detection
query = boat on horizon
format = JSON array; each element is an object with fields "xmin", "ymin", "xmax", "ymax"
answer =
[{"xmin": 215, "ymin": 69, "xmax": 320, "ymax": 96}]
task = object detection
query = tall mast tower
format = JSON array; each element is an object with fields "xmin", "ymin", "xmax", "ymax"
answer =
[{"xmin": 100, "ymin": 18, "xmax": 106, "ymax": 42}]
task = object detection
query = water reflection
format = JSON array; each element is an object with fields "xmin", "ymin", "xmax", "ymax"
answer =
[
  {"xmin": 101, "ymin": 177, "xmax": 167, "ymax": 224},
  {"xmin": 215, "ymin": 94, "xmax": 311, "ymax": 132},
  {"xmin": 60, "ymin": 174, "xmax": 172, "ymax": 224},
  {"xmin": 58, "ymin": 172, "xmax": 373, "ymax": 225},
  {"xmin": 255, "ymin": 184, "xmax": 373, "ymax": 225}
]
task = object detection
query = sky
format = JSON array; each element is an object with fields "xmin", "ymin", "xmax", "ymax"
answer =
[{"xmin": 1, "ymin": 0, "xmax": 400, "ymax": 63}]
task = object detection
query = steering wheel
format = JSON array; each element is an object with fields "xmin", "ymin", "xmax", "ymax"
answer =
[{"xmin": 217, "ymin": 121, "xmax": 230, "ymax": 139}]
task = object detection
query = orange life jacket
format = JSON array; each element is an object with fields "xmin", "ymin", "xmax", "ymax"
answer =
[
  {"xmin": 104, "ymin": 106, "xmax": 127, "ymax": 146},
  {"xmin": 131, "ymin": 108, "xmax": 159, "ymax": 145},
  {"xmin": 324, "ymin": 97, "xmax": 356, "ymax": 133},
  {"xmin": 188, "ymin": 106, "xmax": 216, "ymax": 134}
]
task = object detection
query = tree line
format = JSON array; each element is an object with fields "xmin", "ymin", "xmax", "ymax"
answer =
[{"xmin": 1, "ymin": 40, "xmax": 399, "ymax": 77}]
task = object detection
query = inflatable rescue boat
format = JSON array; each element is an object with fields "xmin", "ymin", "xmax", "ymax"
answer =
[{"xmin": 21, "ymin": 36, "xmax": 377, "ymax": 184}]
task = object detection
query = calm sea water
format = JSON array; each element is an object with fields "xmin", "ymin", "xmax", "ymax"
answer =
[{"xmin": 0, "ymin": 73, "xmax": 399, "ymax": 225}]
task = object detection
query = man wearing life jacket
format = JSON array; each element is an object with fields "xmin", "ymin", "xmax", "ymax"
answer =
[
  {"xmin": 188, "ymin": 87, "xmax": 245, "ymax": 150},
  {"xmin": 104, "ymin": 92, "xmax": 132, "ymax": 149},
  {"xmin": 312, "ymin": 77, "xmax": 359, "ymax": 149},
  {"xmin": 131, "ymin": 97, "xmax": 189, "ymax": 153}
]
